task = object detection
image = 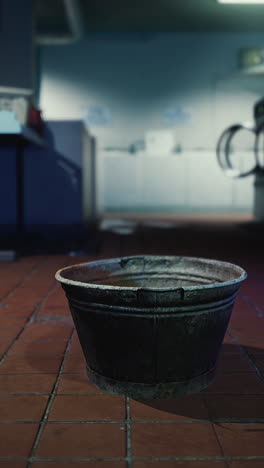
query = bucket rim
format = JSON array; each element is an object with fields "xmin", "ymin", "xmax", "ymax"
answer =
[{"xmin": 55, "ymin": 255, "xmax": 247, "ymax": 293}]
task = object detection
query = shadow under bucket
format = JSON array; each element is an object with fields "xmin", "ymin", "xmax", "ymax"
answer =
[{"xmin": 55, "ymin": 255, "xmax": 247, "ymax": 398}]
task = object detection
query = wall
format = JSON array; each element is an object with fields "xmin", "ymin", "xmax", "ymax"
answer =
[
  {"xmin": 0, "ymin": 0, "xmax": 34, "ymax": 91},
  {"xmin": 39, "ymin": 33, "xmax": 264, "ymax": 213},
  {"xmin": 40, "ymin": 33, "xmax": 264, "ymax": 149}
]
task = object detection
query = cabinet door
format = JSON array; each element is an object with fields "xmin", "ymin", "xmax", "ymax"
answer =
[
  {"xmin": 24, "ymin": 145, "xmax": 82, "ymax": 232},
  {"xmin": 103, "ymin": 155, "xmax": 140, "ymax": 210},
  {"xmin": 232, "ymin": 177, "xmax": 254, "ymax": 211},
  {"xmin": 232, "ymin": 153, "xmax": 254, "ymax": 211},
  {"xmin": 188, "ymin": 152, "xmax": 234, "ymax": 210},
  {"xmin": 140, "ymin": 156, "xmax": 187, "ymax": 209},
  {"xmin": 0, "ymin": 145, "xmax": 17, "ymax": 234}
]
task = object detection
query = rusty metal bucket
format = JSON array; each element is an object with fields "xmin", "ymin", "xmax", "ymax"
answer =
[{"xmin": 55, "ymin": 255, "xmax": 247, "ymax": 398}]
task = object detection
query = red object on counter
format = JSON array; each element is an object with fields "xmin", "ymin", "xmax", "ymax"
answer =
[{"xmin": 28, "ymin": 105, "xmax": 43, "ymax": 135}]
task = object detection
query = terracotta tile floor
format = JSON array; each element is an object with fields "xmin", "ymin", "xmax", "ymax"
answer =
[{"xmin": 0, "ymin": 216, "xmax": 264, "ymax": 467}]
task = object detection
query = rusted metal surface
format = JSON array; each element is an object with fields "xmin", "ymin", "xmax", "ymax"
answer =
[{"xmin": 56, "ymin": 255, "xmax": 247, "ymax": 398}]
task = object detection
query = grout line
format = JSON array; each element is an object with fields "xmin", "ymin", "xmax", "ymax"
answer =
[
  {"xmin": 0, "ymin": 459, "xmax": 29, "ymax": 462},
  {"xmin": 1, "ymin": 391, "xmax": 264, "ymax": 396},
  {"xmin": 0, "ymin": 392, "xmax": 106, "ymax": 396},
  {"xmin": 2, "ymin": 457, "xmax": 127, "ymax": 462},
  {"xmin": 1, "ymin": 418, "xmax": 264, "ymax": 425},
  {"xmin": 211, "ymin": 370, "xmax": 258, "ymax": 374},
  {"xmin": 1, "ymin": 370, "xmax": 258, "ymax": 375},
  {"xmin": 211, "ymin": 421, "xmax": 230, "ymax": 468},
  {"xmin": 0, "ymin": 373, "xmax": 65, "ymax": 375},
  {"xmin": 125, "ymin": 396, "xmax": 132, "ymax": 468},
  {"xmin": 44, "ymin": 370, "xmax": 262, "ymax": 374},
  {"xmin": 27, "ymin": 282, "xmax": 59, "ymax": 325},
  {"xmin": 132, "ymin": 456, "xmax": 264, "ymax": 461},
  {"xmin": 6, "ymin": 338, "xmax": 73, "ymax": 342},
  {"xmin": 26, "ymin": 329, "xmax": 75, "ymax": 468},
  {"xmin": 4, "ymin": 353, "xmax": 69, "ymax": 357},
  {"xmin": 0, "ymin": 393, "xmax": 53, "ymax": 396},
  {"xmin": 2, "ymin": 455, "xmax": 264, "ymax": 462}
]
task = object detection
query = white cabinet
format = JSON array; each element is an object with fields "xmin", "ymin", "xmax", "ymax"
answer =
[
  {"xmin": 103, "ymin": 155, "xmax": 140, "ymax": 210},
  {"xmin": 99, "ymin": 150, "xmax": 254, "ymax": 213},
  {"xmin": 232, "ymin": 176, "xmax": 254, "ymax": 210},
  {"xmin": 140, "ymin": 157, "xmax": 187, "ymax": 208},
  {"xmin": 187, "ymin": 152, "xmax": 234, "ymax": 209},
  {"xmin": 232, "ymin": 153, "xmax": 254, "ymax": 211}
]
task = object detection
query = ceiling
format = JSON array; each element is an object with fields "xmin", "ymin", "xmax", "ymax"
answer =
[{"xmin": 35, "ymin": 0, "xmax": 264, "ymax": 36}]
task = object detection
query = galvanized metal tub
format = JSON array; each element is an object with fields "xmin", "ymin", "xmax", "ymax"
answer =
[{"xmin": 55, "ymin": 255, "xmax": 247, "ymax": 398}]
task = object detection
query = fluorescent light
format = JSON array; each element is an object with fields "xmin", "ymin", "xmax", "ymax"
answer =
[{"xmin": 218, "ymin": 0, "xmax": 264, "ymax": 3}]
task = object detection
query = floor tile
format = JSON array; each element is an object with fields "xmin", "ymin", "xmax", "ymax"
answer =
[
  {"xmin": 36, "ymin": 423, "xmax": 125, "ymax": 458},
  {"xmin": 0, "ymin": 315, "xmax": 26, "ymax": 325},
  {"xmin": 56, "ymin": 373, "xmax": 104, "ymax": 394},
  {"xmin": 68, "ymin": 336, "xmax": 83, "ymax": 354},
  {"xmin": 204, "ymin": 394, "xmax": 264, "ymax": 420},
  {"xmin": 246, "ymin": 345, "xmax": 264, "ymax": 355},
  {"xmin": 41, "ymin": 285, "xmax": 67, "ymax": 304},
  {"xmin": 228, "ymin": 461, "xmax": 264, "ymax": 467},
  {"xmin": 41, "ymin": 296, "xmax": 68, "ymax": 310},
  {"xmin": 133, "ymin": 462, "xmax": 227, "ymax": 468},
  {"xmin": 223, "ymin": 333, "xmax": 236, "ymax": 345},
  {"xmin": 0, "ymin": 340, "xmax": 12, "ymax": 357},
  {"xmin": 0, "ymin": 462, "xmax": 28, "ymax": 467},
  {"xmin": 232, "ymin": 297, "xmax": 254, "ymax": 314},
  {"xmin": 202, "ymin": 372, "xmax": 264, "ymax": 394},
  {"xmin": 37, "ymin": 306, "xmax": 70, "ymax": 316},
  {"xmin": 0, "ymin": 327, "xmax": 22, "ymax": 341},
  {"xmin": 0, "ymin": 355, "xmax": 63, "ymax": 373},
  {"xmin": 250, "ymin": 356, "xmax": 264, "ymax": 374},
  {"xmin": 230, "ymin": 311, "xmax": 258, "ymax": 322},
  {"xmin": 0, "ymin": 306, "xmax": 34, "ymax": 318},
  {"xmin": 221, "ymin": 343, "xmax": 241, "ymax": 353},
  {"xmin": 19, "ymin": 324, "xmax": 73, "ymax": 341},
  {"xmin": 0, "ymin": 423, "xmax": 39, "ymax": 457},
  {"xmin": 132, "ymin": 423, "xmax": 221, "ymax": 457},
  {"xmin": 216, "ymin": 354, "xmax": 255, "ymax": 373},
  {"xmin": 230, "ymin": 326, "xmax": 264, "ymax": 339},
  {"xmin": 232, "ymin": 336, "xmax": 264, "ymax": 349},
  {"xmin": 62, "ymin": 354, "xmax": 86, "ymax": 373},
  {"xmin": 130, "ymin": 395, "xmax": 209, "ymax": 421},
  {"xmin": 214, "ymin": 423, "xmax": 264, "ymax": 456},
  {"xmin": 229, "ymin": 314, "xmax": 264, "ymax": 326},
  {"xmin": 9, "ymin": 339, "xmax": 68, "ymax": 355},
  {"xmin": 0, "ymin": 395, "xmax": 48, "ymax": 421},
  {"xmin": 33, "ymin": 315, "xmax": 73, "ymax": 327},
  {"xmin": 48, "ymin": 394, "xmax": 125, "ymax": 421},
  {"xmin": 0, "ymin": 373, "xmax": 56, "ymax": 394}
]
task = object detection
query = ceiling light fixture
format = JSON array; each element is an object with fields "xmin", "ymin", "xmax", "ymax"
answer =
[{"xmin": 218, "ymin": 0, "xmax": 264, "ymax": 3}]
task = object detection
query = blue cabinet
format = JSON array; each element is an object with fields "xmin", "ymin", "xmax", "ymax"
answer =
[
  {"xmin": 23, "ymin": 143, "xmax": 82, "ymax": 233},
  {"xmin": 0, "ymin": 121, "xmax": 96, "ymax": 238},
  {"xmin": 0, "ymin": 144, "xmax": 17, "ymax": 234}
]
